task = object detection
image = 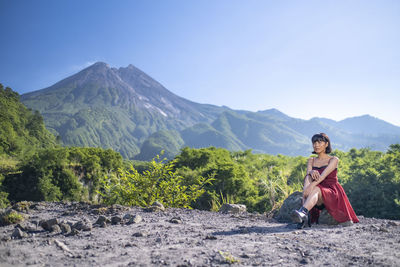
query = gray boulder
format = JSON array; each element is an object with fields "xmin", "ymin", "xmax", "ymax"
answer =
[
  {"xmin": 275, "ymin": 191, "xmax": 349, "ymax": 226},
  {"xmin": 111, "ymin": 216, "xmax": 122, "ymax": 225},
  {"xmin": 59, "ymin": 223, "xmax": 71, "ymax": 234},
  {"xmin": 12, "ymin": 228, "xmax": 28, "ymax": 239},
  {"xmin": 219, "ymin": 204, "xmax": 247, "ymax": 214},
  {"xmin": 95, "ymin": 215, "xmax": 110, "ymax": 226},
  {"xmin": 274, "ymin": 191, "xmax": 304, "ymax": 223},
  {"xmin": 73, "ymin": 218, "xmax": 92, "ymax": 231},
  {"xmin": 144, "ymin": 201, "xmax": 165, "ymax": 212},
  {"xmin": 126, "ymin": 214, "xmax": 142, "ymax": 225},
  {"xmin": 40, "ymin": 218, "xmax": 59, "ymax": 231}
]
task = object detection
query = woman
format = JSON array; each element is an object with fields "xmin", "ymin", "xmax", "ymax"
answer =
[{"xmin": 291, "ymin": 133, "xmax": 359, "ymax": 228}]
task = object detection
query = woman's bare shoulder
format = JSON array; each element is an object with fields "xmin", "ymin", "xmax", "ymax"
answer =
[{"xmin": 329, "ymin": 156, "xmax": 339, "ymax": 164}]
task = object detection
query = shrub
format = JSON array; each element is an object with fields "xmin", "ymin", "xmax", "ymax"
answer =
[
  {"xmin": 1, "ymin": 211, "xmax": 25, "ymax": 225},
  {"xmin": 98, "ymin": 155, "xmax": 213, "ymax": 208}
]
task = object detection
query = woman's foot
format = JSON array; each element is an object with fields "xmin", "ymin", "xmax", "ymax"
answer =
[{"xmin": 291, "ymin": 207, "xmax": 310, "ymax": 228}]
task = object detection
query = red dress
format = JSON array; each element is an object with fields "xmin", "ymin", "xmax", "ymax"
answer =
[{"xmin": 310, "ymin": 165, "xmax": 359, "ymax": 224}]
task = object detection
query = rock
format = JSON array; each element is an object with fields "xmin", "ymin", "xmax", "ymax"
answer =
[
  {"xmin": 16, "ymin": 222, "xmax": 38, "ymax": 232},
  {"xmin": 123, "ymin": 214, "xmax": 133, "ymax": 220},
  {"xmin": 339, "ymin": 221, "xmax": 354, "ymax": 227},
  {"xmin": 111, "ymin": 216, "xmax": 123, "ymax": 225},
  {"xmin": 318, "ymin": 210, "xmax": 339, "ymax": 225},
  {"xmin": 50, "ymin": 224, "xmax": 62, "ymax": 233},
  {"xmin": 144, "ymin": 201, "xmax": 165, "ymax": 212},
  {"xmin": 54, "ymin": 239, "xmax": 71, "ymax": 253},
  {"xmin": 60, "ymin": 223, "xmax": 71, "ymax": 234},
  {"xmin": 11, "ymin": 228, "xmax": 28, "ymax": 239},
  {"xmin": 275, "ymin": 192, "xmax": 345, "ymax": 226},
  {"xmin": 66, "ymin": 228, "xmax": 80, "ymax": 237},
  {"xmin": 132, "ymin": 231, "xmax": 148, "ymax": 237},
  {"xmin": 169, "ymin": 216, "xmax": 183, "ymax": 224},
  {"xmin": 12, "ymin": 201, "xmax": 32, "ymax": 213},
  {"xmin": 40, "ymin": 218, "xmax": 59, "ymax": 231},
  {"xmin": 388, "ymin": 221, "xmax": 400, "ymax": 227},
  {"xmin": 73, "ymin": 219, "xmax": 92, "ymax": 231},
  {"xmin": 274, "ymin": 191, "xmax": 303, "ymax": 222},
  {"xmin": 95, "ymin": 215, "xmax": 110, "ymax": 225},
  {"xmin": 127, "ymin": 215, "xmax": 142, "ymax": 225},
  {"xmin": 219, "ymin": 204, "xmax": 247, "ymax": 214}
]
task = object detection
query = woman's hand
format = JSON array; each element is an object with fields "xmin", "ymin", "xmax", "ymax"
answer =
[{"xmin": 309, "ymin": 170, "xmax": 320, "ymax": 181}]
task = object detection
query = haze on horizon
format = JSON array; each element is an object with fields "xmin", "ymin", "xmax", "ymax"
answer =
[{"xmin": 1, "ymin": 0, "xmax": 399, "ymax": 126}]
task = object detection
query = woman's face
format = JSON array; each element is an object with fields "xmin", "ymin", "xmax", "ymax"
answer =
[{"xmin": 313, "ymin": 140, "xmax": 328, "ymax": 154}]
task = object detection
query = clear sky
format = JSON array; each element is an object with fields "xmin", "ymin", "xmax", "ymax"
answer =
[{"xmin": 1, "ymin": 0, "xmax": 399, "ymax": 126}]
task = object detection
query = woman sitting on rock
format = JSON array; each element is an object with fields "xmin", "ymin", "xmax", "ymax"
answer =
[{"xmin": 291, "ymin": 133, "xmax": 359, "ymax": 228}]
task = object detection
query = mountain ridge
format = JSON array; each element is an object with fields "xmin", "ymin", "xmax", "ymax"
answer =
[{"xmin": 21, "ymin": 62, "xmax": 400, "ymax": 159}]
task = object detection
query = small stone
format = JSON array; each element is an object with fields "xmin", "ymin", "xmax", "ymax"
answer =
[
  {"xmin": 123, "ymin": 214, "xmax": 132, "ymax": 220},
  {"xmin": 144, "ymin": 201, "xmax": 165, "ymax": 212},
  {"xmin": 111, "ymin": 216, "xmax": 123, "ymax": 225},
  {"xmin": 66, "ymin": 228, "xmax": 80, "ymax": 237},
  {"xmin": 54, "ymin": 239, "xmax": 71, "ymax": 253},
  {"xmin": 379, "ymin": 227, "xmax": 389, "ymax": 232},
  {"xmin": 40, "ymin": 218, "xmax": 59, "ymax": 231},
  {"xmin": 219, "ymin": 204, "xmax": 247, "ymax": 214},
  {"xmin": 299, "ymin": 258, "xmax": 308, "ymax": 264},
  {"xmin": 205, "ymin": 235, "xmax": 217, "ymax": 240},
  {"xmin": 99, "ymin": 221, "xmax": 107, "ymax": 228},
  {"xmin": 169, "ymin": 216, "xmax": 183, "ymax": 224},
  {"xmin": 50, "ymin": 224, "xmax": 62, "ymax": 233},
  {"xmin": 73, "ymin": 219, "xmax": 92, "ymax": 231},
  {"xmin": 60, "ymin": 223, "xmax": 71, "ymax": 234},
  {"xmin": 388, "ymin": 221, "xmax": 400, "ymax": 227},
  {"xmin": 127, "ymin": 215, "xmax": 142, "ymax": 225},
  {"xmin": 132, "ymin": 231, "xmax": 148, "ymax": 237},
  {"xmin": 16, "ymin": 222, "xmax": 37, "ymax": 232},
  {"xmin": 95, "ymin": 215, "xmax": 110, "ymax": 225},
  {"xmin": 11, "ymin": 228, "xmax": 28, "ymax": 239}
]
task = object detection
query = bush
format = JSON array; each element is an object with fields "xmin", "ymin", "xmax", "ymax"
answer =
[
  {"xmin": 98, "ymin": 155, "xmax": 213, "ymax": 208},
  {"xmin": 1, "ymin": 211, "xmax": 25, "ymax": 225}
]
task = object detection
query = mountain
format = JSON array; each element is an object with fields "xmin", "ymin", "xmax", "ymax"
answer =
[
  {"xmin": 0, "ymin": 84, "xmax": 56, "ymax": 157},
  {"xmin": 21, "ymin": 62, "xmax": 227, "ymax": 158},
  {"xmin": 21, "ymin": 62, "xmax": 400, "ymax": 160}
]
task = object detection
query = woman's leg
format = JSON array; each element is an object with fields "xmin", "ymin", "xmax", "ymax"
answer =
[
  {"xmin": 302, "ymin": 176, "xmax": 312, "ymax": 204},
  {"xmin": 303, "ymin": 186, "xmax": 323, "ymax": 211}
]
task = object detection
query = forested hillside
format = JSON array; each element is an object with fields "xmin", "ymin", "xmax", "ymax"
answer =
[
  {"xmin": 0, "ymin": 85, "xmax": 124, "ymax": 208},
  {"xmin": 20, "ymin": 62, "xmax": 400, "ymax": 160},
  {"xmin": 0, "ymin": 84, "xmax": 56, "ymax": 157}
]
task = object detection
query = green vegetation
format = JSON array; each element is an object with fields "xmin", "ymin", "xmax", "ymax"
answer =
[
  {"xmin": 0, "ymin": 84, "xmax": 56, "ymax": 158},
  {"xmin": 98, "ymin": 154, "xmax": 213, "ymax": 208},
  {"xmin": 3, "ymin": 147, "xmax": 124, "ymax": 202},
  {"xmin": 1, "ymin": 84, "xmax": 400, "ymax": 219},
  {"xmin": 1, "ymin": 211, "xmax": 25, "ymax": 225}
]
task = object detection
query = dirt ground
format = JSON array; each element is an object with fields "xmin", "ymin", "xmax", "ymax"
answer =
[{"xmin": 0, "ymin": 202, "xmax": 399, "ymax": 266}]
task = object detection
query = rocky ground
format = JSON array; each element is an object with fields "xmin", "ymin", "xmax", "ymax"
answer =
[{"xmin": 0, "ymin": 202, "xmax": 400, "ymax": 266}]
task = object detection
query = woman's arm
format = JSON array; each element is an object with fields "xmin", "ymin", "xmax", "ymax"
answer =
[
  {"xmin": 313, "ymin": 156, "xmax": 339, "ymax": 185},
  {"xmin": 304, "ymin": 157, "xmax": 313, "ymax": 182}
]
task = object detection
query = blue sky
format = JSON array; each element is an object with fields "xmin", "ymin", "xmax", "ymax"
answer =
[{"xmin": 1, "ymin": 0, "xmax": 400, "ymax": 126}]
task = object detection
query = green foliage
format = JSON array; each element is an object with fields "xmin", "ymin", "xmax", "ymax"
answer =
[
  {"xmin": 174, "ymin": 147, "xmax": 261, "ymax": 211},
  {"xmin": 3, "ymin": 147, "xmax": 124, "ymax": 202},
  {"xmin": 342, "ymin": 145, "xmax": 400, "ymax": 219},
  {"xmin": 98, "ymin": 155, "xmax": 213, "ymax": 208},
  {"xmin": 0, "ymin": 84, "xmax": 56, "ymax": 158},
  {"xmin": 1, "ymin": 211, "xmax": 25, "ymax": 225}
]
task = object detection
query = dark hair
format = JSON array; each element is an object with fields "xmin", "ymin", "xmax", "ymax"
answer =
[{"xmin": 311, "ymin": 133, "xmax": 332, "ymax": 154}]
